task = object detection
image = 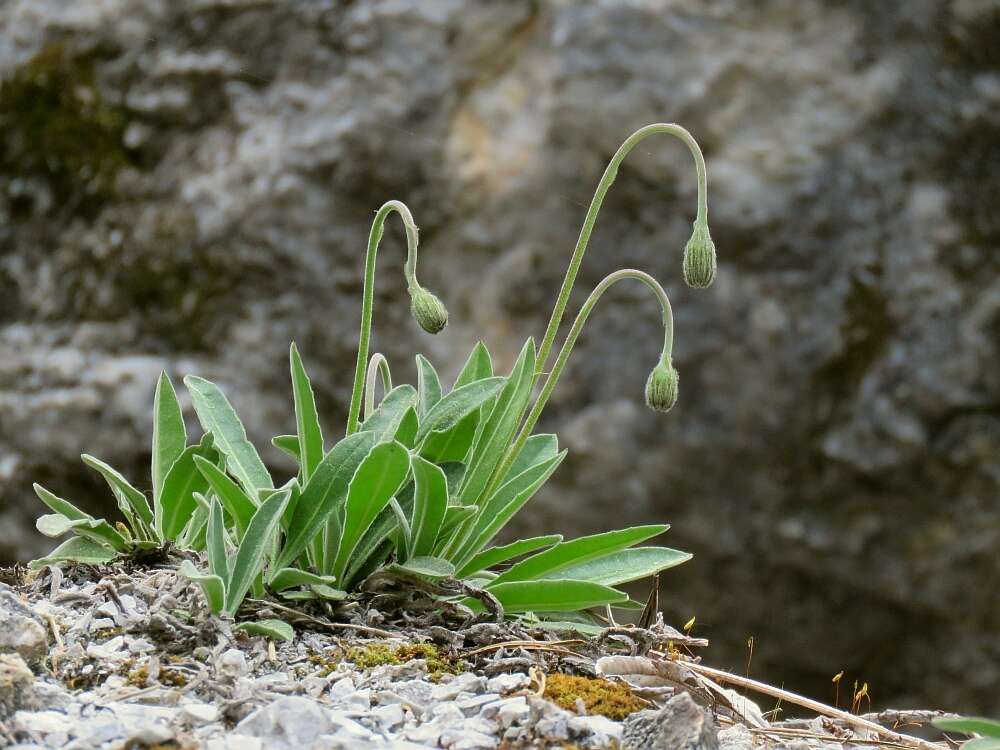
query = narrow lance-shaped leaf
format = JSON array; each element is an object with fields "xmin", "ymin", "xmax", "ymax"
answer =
[
  {"xmin": 152, "ymin": 371, "xmax": 186, "ymax": 506},
  {"xmin": 80, "ymin": 454, "xmax": 154, "ymax": 535},
  {"xmin": 409, "ymin": 455, "xmax": 448, "ymax": 558},
  {"xmin": 488, "ymin": 525, "xmax": 668, "ymax": 587},
  {"xmin": 414, "ymin": 377, "xmax": 506, "ymax": 445},
  {"xmin": 185, "ymin": 376, "xmax": 273, "ymax": 494},
  {"xmin": 458, "ymin": 339, "xmax": 536, "ymax": 508},
  {"xmin": 331, "ymin": 441, "xmax": 410, "ymax": 580},
  {"xmin": 453, "ymin": 341, "xmax": 493, "ymax": 388},
  {"xmin": 289, "ymin": 343, "xmax": 324, "ymax": 482},
  {"xmin": 361, "ymin": 385, "xmax": 417, "ymax": 441},
  {"xmin": 416, "ymin": 354, "xmax": 442, "ymax": 417},
  {"xmin": 463, "ymin": 579, "xmax": 627, "ymax": 614},
  {"xmin": 275, "ymin": 431, "xmax": 378, "ymax": 571},
  {"xmin": 272, "ymin": 435, "xmax": 301, "ymax": 462},
  {"xmin": 268, "ymin": 568, "xmax": 338, "ymax": 592},
  {"xmin": 206, "ymin": 497, "xmax": 230, "ymax": 581},
  {"xmin": 456, "ymin": 534, "xmax": 563, "ymax": 579},
  {"xmin": 420, "ymin": 410, "xmax": 479, "ymax": 464},
  {"xmin": 178, "ymin": 560, "xmax": 226, "ymax": 614},
  {"xmin": 542, "ymin": 546, "xmax": 691, "ymax": 586},
  {"xmin": 225, "ymin": 490, "xmax": 289, "ymax": 614},
  {"xmin": 193, "ymin": 455, "xmax": 257, "ymax": 538},
  {"xmin": 235, "ymin": 619, "xmax": 295, "ymax": 642},
  {"xmin": 32, "ymin": 485, "xmax": 127, "ymax": 550},
  {"xmin": 158, "ymin": 437, "xmax": 217, "ymax": 541},
  {"xmin": 30, "ymin": 537, "xmax": 117, "ymax": 570}
]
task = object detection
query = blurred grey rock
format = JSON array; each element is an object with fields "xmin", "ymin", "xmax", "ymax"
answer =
[
  {"xmin": 0, "ymin": 587, "xmax": 47, "ymax": 665},
  {"xmin": 0, "ymin": 0, "xmax": 998, "ymax": 713},
  {"xmin": 0, "ymin": 653, "xmax": 36, "ymax": 719},
  {"xmin": 623, "ymin": 692, "xmax": 718, "ymax": 750}
]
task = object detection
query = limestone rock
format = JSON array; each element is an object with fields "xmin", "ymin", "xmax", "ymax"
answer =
[{"xmin": 622, "ymin": 692, "xmax": 718, "ymax": 750}]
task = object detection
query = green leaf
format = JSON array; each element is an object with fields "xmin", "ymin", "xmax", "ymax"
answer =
[
  {"xmin": 386, "ymin": 556, "xmax": 455, "ymax": 580},
  {"xmin": 275, "ymin": 431, "xmax": 378, "ymax": 571},
  {"xmin": 235, "ymin": 619, "xmax": 295, "ymax": 642},
  {"xmin": 409, "ymin": 456, "xmax": 448, "ymax": 558},
  {"xmin": 152, "ymin": 371, "xmax": 186, "ymax": 505},
  {"xmin": 488, "ymin": 525, "xmax": 669, "ymax": 587},
  {"xmin": 464, "ymin": 580, "xmax": 627, "ymax": 614},
  {"xmin": 290, "ymin": 343, "xmax": 325, "ymax": 482},
  {"xmin": 456, "ymin": 452, "xmax": 566, "ymax": 563},
  {"xmin": 420, "ymin": 411, "xmax": 479, "ymax": 463},
  {"xmin": 207, "ymin": 497, "xmax": 230, "ymax": 581},
  {"xmin": 458, "ymin": 339, "xmax": 536, "ymax": 507},
  {"xmin": 33, "ymin": 483, "xmax": 92, "ymax": 522},
  {"xmin": 416, "ymin": 354, "xmax": 443, "ymax": 417},
  {"xmin": 415, "ymin": 377, "xmax": 506, "ymax": 445},
  {"xmin": 35, "ymin": 513, "xmax": 85, "ymax": 536},
  {"xmin": 453, "ymin": 341, "xmax": 493, "ymax": 388},
  {"xmin": 158, "ymin": 438, "xmax": 217, "ymax": 541},
  {"xmin": 272, "ymin": 434, "xmax": 301, "ymax": 462},
  {"xmin": 508, "ymin": 434, "xmax": 559, "ymax": 477},
  {"xmin": 542, "ymin": 547, "xmax": 691, "ymax": 586},
  {"xmin": 935, "ymin": 719, "xmax": 1000, "ymax": 738},
  {"xmin": 225, "ymin": 490, "xmax": 289, "ymax": 614},
  {"xmin": 394, "ymin": 406, "xmax": 419, "ymax": 449},
  {"xmin": 29, "ymin": 537, "xmax": 117, "ymax": 569},
  {"xmin": 179, "ymin": 493, "xmax": 210, "ymax": 551},
  {"xmin": 387, "ymin": 498, "xmax": 411, "ymax": 558},
  {"xmin": 193, "ymin": 455, "xmax": 257, "ymax": 538},
  {"xmin": 963, "ymin": 740, "xmax": 1000, "ymax": 750},
  {"xmin": 311, "ymin": 584, "xmax": 348, "ymax": 600},
  {"xmin": 434, "ymin": 505, "xmax": 478, "ymax": 552},
  {"xmin": 456, "ymin": 535, "xmax": 562, "ymax": 578},
  {"xmin": 361, "ymin": 385, "xmax": 418, "ymax": 441},
  {"xmin": 178, "ymin": 560, "xmax": 226, "ymax": 614},
  {"xmin": 80, "ymin": 454, "xmax": 154, "ymax": 535},
  {"xmin": 185, "ymin": 375, "xmax": 273, "ymax": 494},
  {"xmin": 268, "ymin": 568, "xmax": 338, "ymax": 592},
  {"xmin": 332, "ymin": 440, "xmax": 411, "ymax": 579}
]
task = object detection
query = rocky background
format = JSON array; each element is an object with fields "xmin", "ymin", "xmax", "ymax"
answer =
[{"xmin": 1, "ymin": 0, "xmax": 998, "ymax": 715}]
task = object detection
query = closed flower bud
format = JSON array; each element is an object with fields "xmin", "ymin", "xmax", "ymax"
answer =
[
  {"xmin": 409, "ymin": 286, "xmax": 449, "ymax": 334},
  {"xmin": 645, "ymin": 360, "xmax": 679, "ymax": 413},
  {"xmin": 682, "ymin": 222, "xmax": 717, "ymax": 289}
]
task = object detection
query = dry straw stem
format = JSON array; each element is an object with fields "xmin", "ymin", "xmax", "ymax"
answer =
[{"xmin": 652, "ymin": 652, "xmax": 946, "ymax": 750}]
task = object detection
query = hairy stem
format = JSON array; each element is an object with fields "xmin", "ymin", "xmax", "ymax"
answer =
[
  {"xmin": 535, "ymin": 123, "xmax": 705, "ymax": 378},
  {"xmin": 364, "ymin": 353, "xmax": 393, "ymax": 420},
  {"xmin": 346, "ymin": 200, "xmax": 421, "ymax": 435}
]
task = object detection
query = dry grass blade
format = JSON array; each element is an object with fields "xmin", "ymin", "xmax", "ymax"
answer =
[
  {"xmin": 650, "ymin": 651, "xmax": 946, "ymax": 750},
  {"xmin": 465, "ymin": 639, "xmax": 586, "ymax": 658}
]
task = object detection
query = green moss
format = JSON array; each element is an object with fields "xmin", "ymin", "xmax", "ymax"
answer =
[
  {"xmin": 344, "ymin": 642, "xmax": 465, "ymax": 681},
  {"xmin": 543, "ymin": 674, "xmax": 644, "ymax": 721},
  {"xmin": 0, "ymin": 43, "xmax": 132, "ymax": 209}
]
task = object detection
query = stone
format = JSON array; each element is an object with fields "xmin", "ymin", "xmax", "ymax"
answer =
[
  {"xmin": 0, "ymin": 653, "xmax": 36, "ymax": 719},
  {"xmin": 430, "ymin": 672, "xmax": 486, "ymax": 701},
  {"xmin": 486, "ymin": 673, "xmax": 530, "ymax": 694},
  {"xmin": 207, "ymin": 737, "xmax": 263, "ymax": 750},
  {"xmin": 493, "ymin": 697, "xmax": 529, "ymax": 728},
  {"xmin": 236, "ymin": 696, "xmax": 334, "ymax": 749},
  {"xmin": 0, "ymin": 588, "xmax": 47, "ymax": 665},
  {"xmin": 370, "ymin": 702, "xmax": 405, "ymax": 729},
  {"xmin": 218, "ymin": 648, "xmax": 249, "ymax": 678},
  {"xmin": 622, "ymin": 692, "xmax": 718, "ymax": 750},
  {"xmin": 718, "ymin": 724, "xmax": 754, "ymax": 750},
  {"xmin": 181, "ymin": 701, "xmax": 219, "ymax": 726}
]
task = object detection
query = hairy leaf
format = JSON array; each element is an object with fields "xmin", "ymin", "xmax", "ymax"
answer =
[
  {"xmin": 206, "ymin": 497, "xmax": 230, "ymax": 581},
  {"xmin": 225, "ymin": 489, "xmax": 289, "ymax": 614},
  {"xmin": 420, "ymin": 411, "xmax": 478, "ymax": 463},
  {"xmin": 489, "ymin": 525, "xmax": 668, "ymax": 586},
  {"xmin": 235, "ymin": 619, "xmax": 295, "ymax": 642},
  {"xmin": 152, "ymin": 371, "xmax": 186, "ymax": 504},
  {"xmin": 453, "ymin": 341, "xmax": 493, "ymax": 388},
  {"xmin": 332, "ymin": 440, "xmax": 410, "ymax": 579},
  {"xmin": 268, "ymin": 568, "xmax": 338, "ymax": 592},
  {"xmin": 290, "ymin": 343, "xmax": 324, "ymax": 482},
  {"xmin": 185, "ymin": 375, "xmax": 273, "ymax": 494},
  {"xmin": 362, "ymin": 385, "xmax": 417, "ymax": 441},
  {"xmin": 415, "ymin": 377, "xmax": 506, "ymax": 445},
  {"xmin": 464, "ymin": 580, "xmax": 627, "ymax": 613},
  {"xmin": 179, "ymin": 560, "xmax": 226, "ymax": 614},
  {"xmin": 276, "ymin": 431, "xmax": 378, "ymax": 571},
  {"xmin": 542, "ymin": 547, "xmax": 691, "ymax": 586},
  {"xmin": 30, "ymin": 536, "xmax": 118, "ymax": 569},
  {"xmin": 409, "ymin": 456, "xmax": 448, "ymax": 558},
  {"xmin": 80, "ymin": 454, "xmax": 154, "ymax": 536},
  {"xmin": 193, "ymin": 455, "xmax": 257, "ymax": 538},
  {"xmin": 393, "ymin": 406, "xmax": 419, "ymax": 449},
  {"xmin": 456, "ymin": 535, "xmax": 562, "ymax": 578},
  {"xmin": 272, "ymin": 435, "xmax": 301, "ymax": 462},
  {"xmin": 416, "ymin": 354, "xmax": 443, "ymax": 417},
  {"xmin": 158, "ymin": 438, "xmax": 217, "ymax": 541},
  {"xmin": 934, "ymin": 718, "xmax": 1000, "ymax": 739},
  {"xmin": 385, "ymin": 556, "xmax": 455, "ymax": 580}
]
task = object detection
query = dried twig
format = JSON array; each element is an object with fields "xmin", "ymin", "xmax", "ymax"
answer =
[{"xmin": 652, "ymin": 652, "xmax": 945, "ymax": 750}]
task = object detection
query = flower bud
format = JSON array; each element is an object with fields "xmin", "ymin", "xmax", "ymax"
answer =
[
  {"xmin": 409, "ymin": 286, "xmax": 448, "ymax": 334},
  {"xmin": 682, "ymin": 222, "xmax": 717, "ymax": 289},
  {"xmin": 645, "ymin": 360, "xmax": 679, "ymax": 413}
]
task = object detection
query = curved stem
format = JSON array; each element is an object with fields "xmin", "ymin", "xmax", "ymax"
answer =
[
  {"xmin": 486, "ymin": 269, "xmax": 674, "ymax": 503},
  {"xmin": 364, "ymin": 353, "xmax": 393, "ymax": 420},
  {"xmin": 535, "ymin": 123, "xmax": 705, "ymax": 378},
  {"xmin": 346, "ymin": 200, "xmax": 421, "ymax": 435}
]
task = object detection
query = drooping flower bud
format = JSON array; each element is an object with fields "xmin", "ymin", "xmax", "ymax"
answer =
[
  {"xmin": 682, "ymin": 222, "xmax": 717, "ymax": 289},
  {"xmin": 645, "ymin": 359, "xmax": 679, "ymax": 413},
  {"xmin": 409, "ymin": 286, "xmax": 449, "ymax": 334}
]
